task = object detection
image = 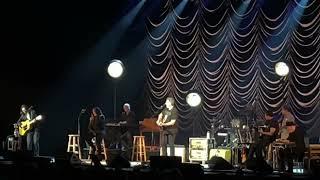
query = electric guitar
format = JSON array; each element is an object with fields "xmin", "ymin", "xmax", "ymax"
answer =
[
  {"xmin": 18, "ymin": 115, "xmax": 42, "ymax": 136},
  {"xmin": 241, "ymin": 145, "xmax": 247, "ymax": 163}
]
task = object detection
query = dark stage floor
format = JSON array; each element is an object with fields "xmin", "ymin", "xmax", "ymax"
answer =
[{"xmin": 0, "ymin": 153, "xmax": 318, "ymax": 180}]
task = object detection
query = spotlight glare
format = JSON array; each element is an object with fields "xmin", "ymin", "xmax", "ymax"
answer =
[
  {"xmin": 107, "ymin": 60, "xmax": 124, "ymax": 78},
  {"xmin": 275, "ymin": 62, "xmax": 289, "ymax": 77},
  {"xmin": 186, "ymin": 92, "xmax": 201, "ymax": 107}
]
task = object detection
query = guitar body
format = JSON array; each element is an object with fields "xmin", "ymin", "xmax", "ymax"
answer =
[
  {"xmin": 18, "ymin": 115, "xmax": 42, "ymax": 136},
  {"xmin": 241, "ymin": 145, "xmax": 247, "ymax": 163},
  {"xmin": 19, "ymin": 120, "xmax": 34, "ymax": 136}
]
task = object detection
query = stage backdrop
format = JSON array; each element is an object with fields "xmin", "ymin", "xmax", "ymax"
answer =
[{"xmin": 145, "ymin": 0, "xmax": 320, "ymax": 137}]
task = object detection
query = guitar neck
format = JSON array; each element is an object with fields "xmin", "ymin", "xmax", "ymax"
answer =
[
  {"xmin": 30, "ymin": 119, "xmax": 36, "ymax": 123},
  {"xmin": 28, "ymin": 118, "xmax": 40, "ymax": 124}
]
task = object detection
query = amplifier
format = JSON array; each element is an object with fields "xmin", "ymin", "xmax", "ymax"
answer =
[
  {"xmin": 310, "ymin": 144, "xmax": 320, "ymax": 157},
  {"xmin": 189, "ymin": 138, "xmax": 209, "ymax": 162},
  {"xmin": 209, "ymin": 148, "xmax": 231, "ymax": 163},
  {"xmin": 160, "ymin": 145, "xmax": 186, "ymax": 162}
]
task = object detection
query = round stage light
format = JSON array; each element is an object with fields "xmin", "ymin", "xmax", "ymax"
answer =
[
  {"xmin": 275, "ymin": 62, "xmax": 289, "ymax": 77},
  {"xmin": 186, "ymin": 92, "xmax": 201, "ymax": 107},
  {"xmin": 107, "ymin": 60, "xmax": 124, "ymax": 78}
]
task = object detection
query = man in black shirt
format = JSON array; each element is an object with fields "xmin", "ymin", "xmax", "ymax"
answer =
[
  {"xmin": 119, "ymin": 103, "xmax": 138, "ymax": 151},
  {"xmin": 156, "ymin": 97, "xmax": 178, "ymax": 156},
  {"xmin": 248, "ymin": 111, "xmax": 278, "ymax": 161},
  {"xmin": 277, "ymin": 121, "xmax": 305, "ymax": 173}
]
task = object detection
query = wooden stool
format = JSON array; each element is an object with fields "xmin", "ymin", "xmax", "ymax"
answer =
[
  {"xmin": 131, "ymin": 136, "xmax": 146, "ymax": 162},
  {"xmin": 88, "ymin": 138, "xmax": 107, "ymax": 161},
  {"xmin": 67, "ymin": 134, "xmax": 82, "ymax": 159}
]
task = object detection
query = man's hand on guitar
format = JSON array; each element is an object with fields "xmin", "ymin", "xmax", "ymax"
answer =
[
  {"xmin": 156, "ymin": 121, "xmax": 163, "ymax": 126},
  {"xmin": 18, "ymin": 115, "xmax": 43, "ymax": 136}
]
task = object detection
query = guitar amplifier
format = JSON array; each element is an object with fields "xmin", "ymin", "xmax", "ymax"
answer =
[
  {"xmin": 209, "ymin": 148, "xmax": 231, "ymax": 163},
  {"xmin": 189, "ymin": 138, "xmax": 209, "ymax": 162}
]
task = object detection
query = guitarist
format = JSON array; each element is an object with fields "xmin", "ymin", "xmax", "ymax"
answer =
[
  {"xmin": 248, "ymin": 111, "xmax": 278, "ymax": 162},
  {"xmin": 17, "ymin": 104, "xmax": 40, "ymax": 156},
  {"xmin": 85, "ymin": 107, "xmax": 106, "ymax": 159},
  {"xmin": 156, "ymin": 97, "xmax": 178, "ymax": 156}
]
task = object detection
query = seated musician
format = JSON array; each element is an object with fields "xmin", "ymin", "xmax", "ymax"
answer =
[
  {"xmin": 85, "ymin": 107, "xmax": 106, "ymax": 158},
  {"xmin": 156, "ymin": 97, "xmax": 178, "ymax": 156},
  {"xmin": 276, "ymin": 121, "xmax": 305, "ymax": 173},
  {"xmin": 119, "ymin": 103, "xmax": 138, "ymax": 151},
  {"xmin": 248, "ymin": 111, "xmax": 278, "ymax": 161}
]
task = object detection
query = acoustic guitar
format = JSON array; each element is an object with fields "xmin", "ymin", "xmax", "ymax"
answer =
[{"xmin": 18, "ymin": 115, "xmax": 42, "ymax": 136}]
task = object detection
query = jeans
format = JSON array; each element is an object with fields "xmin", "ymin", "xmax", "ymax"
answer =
[
  {"xmin": 27, "ymin": 129, "xmax": 40, "ymax": 156},
  {"xmin": 160, "ymin": 129, "xmax": 177, "ymax": 156}
]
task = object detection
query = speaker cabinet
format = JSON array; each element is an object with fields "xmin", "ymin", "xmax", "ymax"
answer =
[
  {"xmin": 209, "ymin": 148, "xmax": 231, "ymax": 163},
  {"xmin": 189, "ymin": 138, "xmax": 209, "ymax": 162}
]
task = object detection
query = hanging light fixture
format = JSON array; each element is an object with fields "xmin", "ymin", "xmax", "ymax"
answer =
[{"xmin": 275, "ymin": 62, "xmax": 289, "ymax": 77}]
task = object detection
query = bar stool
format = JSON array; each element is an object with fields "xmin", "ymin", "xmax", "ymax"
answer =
[
  {"xmin": 67, "ymin": 134, "xmax": 82, "ymax": 159},
  {"xmin": 87, "ymin": 138, "xmax": 108, "ymax": 161},
  {"xmin": 131, "ymin": 136, "xmax": 147, "ymax": 161}
]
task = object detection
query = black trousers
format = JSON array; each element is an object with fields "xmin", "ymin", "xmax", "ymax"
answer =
[
  {"xmin": 120, "ymin": 128, "xmax": 139, "ymax": 149},
  {"xmin": 278, "ymin": 147, "xmax": 304, "ymax": 173},
  {"xmin": 248, "ymin": 137, "xmax": 271, "ymax": 160},
  {"xmin": 160, "ymin": 129, "xmax": 177, "ymax": 156},
  {"xmin": 85, "ymin": 132, "xmax": 105, "ymax": 154},
  {"xmin": 279, "ymin": 148, "xmax": 294, "ymax": 172}
]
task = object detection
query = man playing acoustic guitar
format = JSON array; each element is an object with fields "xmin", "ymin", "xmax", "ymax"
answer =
[
  {"xmin": 156, "ymin": 97, "xmax": 178, "ymax": 156},
  {"xmin": 17, "ymin": 104, "xmax": 42, "ymax": 156}
]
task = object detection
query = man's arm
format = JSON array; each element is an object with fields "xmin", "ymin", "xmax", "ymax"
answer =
[
  {"xmin": 260, "ymin": 127, "xmax": 276, "ymax": 136},
  {"xmin": 88, "ymin": 117, "xmax": 95, "ymax": 135},
  {"xmin": 156, "ymin": 113, "xmax": 163, "ymax": 125},
  {"xmin": 162, "ymin": 119, "xmax": 176, "ymax": 126},
  {"xmin": 157, "ymin": 114, "xmax": 168, "ymax": 126},
  {"xmin": 119, "ymin": 113, "xmax": 126, "ymax": 123}
]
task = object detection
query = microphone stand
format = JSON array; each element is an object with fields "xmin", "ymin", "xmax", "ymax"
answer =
[
  {"xmin": 210, "ymin": 117, "xmax": 220, "ymax": 148},
  {"xmin": 77, "ymin": 109, "xmax": 85, "ymax": 136}
]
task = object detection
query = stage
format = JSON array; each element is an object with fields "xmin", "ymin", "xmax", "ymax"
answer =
[{"xmin": 0, "ymin": 153, "xmax": 317, "ymax": 179}]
